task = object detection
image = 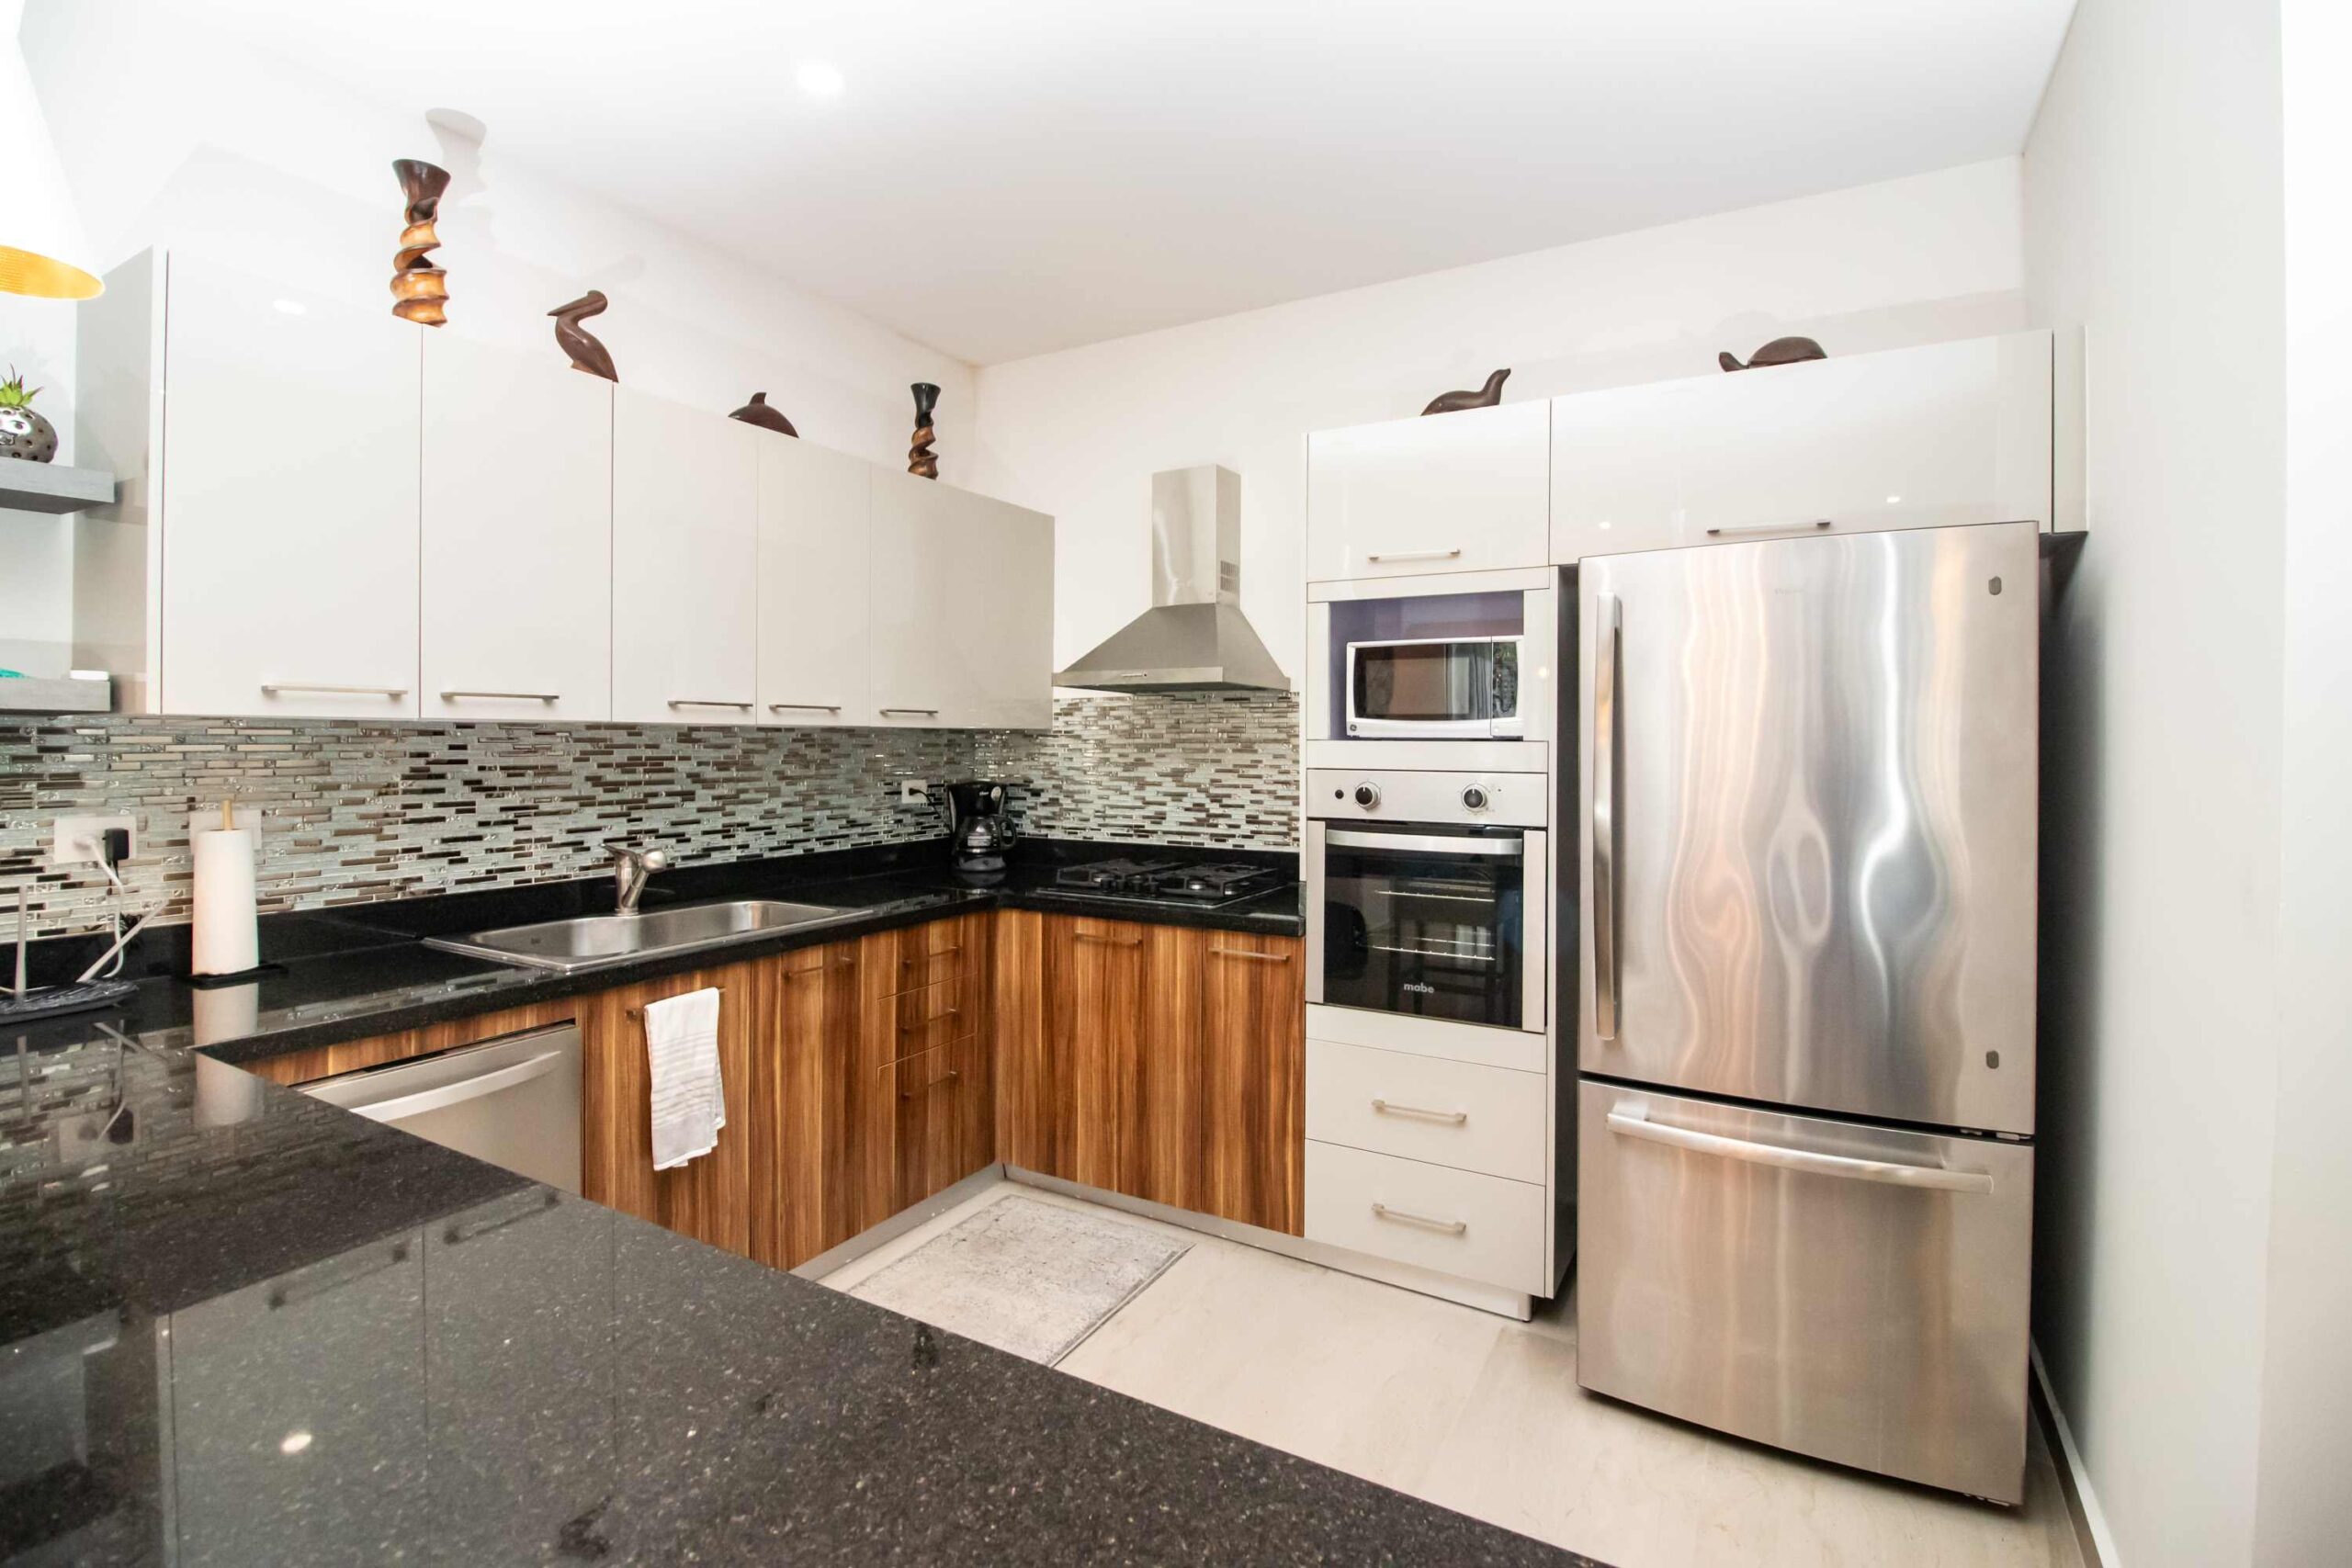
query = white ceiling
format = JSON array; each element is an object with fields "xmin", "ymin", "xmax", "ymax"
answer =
[{"xmin": 164, "ymin": 0, "xmax": 2076, "ymax": 365}]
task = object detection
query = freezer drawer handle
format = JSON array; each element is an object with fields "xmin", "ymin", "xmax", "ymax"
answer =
[
  {"xmin": 1371, "ymin": 1201, "xmax": 1467, "ymax": 1235},
  {"xmin": 1605, "ymin": 1108, "xmax": 1996, "ymax": 1193},
  {"xmin": 1371, "ymin": 1098, "xmax": 1468, "ymax": 1125},
  {"xmin": 338, "ymin": 1050, "xmax": 567, "ymax": 1125}
]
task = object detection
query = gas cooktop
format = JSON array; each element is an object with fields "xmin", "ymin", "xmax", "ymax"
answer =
[{"xmin": 1052, "ymin": 857, "xmax": 1287, "ymax": 907}]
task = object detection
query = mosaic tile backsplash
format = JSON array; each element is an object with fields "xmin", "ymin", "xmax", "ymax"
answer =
[{"xmin": 1, "ymin": 693, "xmax": 1300, "ymax": 940}]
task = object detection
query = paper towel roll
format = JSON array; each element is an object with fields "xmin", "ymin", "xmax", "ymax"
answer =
[{"xmin": 191, "ymin": 827, "xmax": 259, "ymax": 976}]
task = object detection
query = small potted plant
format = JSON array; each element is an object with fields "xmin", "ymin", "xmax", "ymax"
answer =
[{"xmin": 0, "ymin": 369, "xmax": 57, "ymax": 463}]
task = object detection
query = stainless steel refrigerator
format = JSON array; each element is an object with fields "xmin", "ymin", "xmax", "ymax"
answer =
[{"xmin": 1576, "ymin": 519, "xmax": 2038, "ymax": 1504}]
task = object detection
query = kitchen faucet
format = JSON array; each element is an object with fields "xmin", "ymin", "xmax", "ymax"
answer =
[{"xmin": 608, "ymin": 843, "xmax": 668, "ymax": 914}]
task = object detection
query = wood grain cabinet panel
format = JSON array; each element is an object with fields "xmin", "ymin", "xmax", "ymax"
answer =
[
  {"xmin": 1044, "ymin": 915, "xmax": 1146, "ymax": 1190},
  {"xmin": 990, "ymin": 910, "xmax": 1051, "ymax": 1173},
  {"xmin": 1128, "ymin": 925, "xmax": 1206, "ymax": 1212},
  {"xmin": 748, "ymin": 940, "xmax": 861, "ymax": 1269},
  {"xmin": 1202, "ymin": 933, "xmax": 1306, "ymax": 1235}
]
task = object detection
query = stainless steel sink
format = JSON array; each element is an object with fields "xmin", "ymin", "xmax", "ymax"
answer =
[{"xmin": 424, "ymin": 898, "xmax": 846, "ymax": 974}]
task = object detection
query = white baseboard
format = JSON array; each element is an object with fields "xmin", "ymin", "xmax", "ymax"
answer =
[{"xmin": 2031, "ymin": 1339, "xmax": 2121, "ymax": 1568}]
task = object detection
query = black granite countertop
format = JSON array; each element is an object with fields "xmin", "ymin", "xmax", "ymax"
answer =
[
  {"xmin": 0, "ymin": 959, "xmax": 1598, "ymax": 1564},
  {"xmin": 18, "ymin": 839, "xmax": 1305, "ymax": 1071}
]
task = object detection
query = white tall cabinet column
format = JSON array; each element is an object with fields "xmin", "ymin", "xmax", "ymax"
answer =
[
  {"xmin": 610, "ymin": 388, "xmax": 760, "ymax": 724},
  {"xmin": 755, "ymin": 435, "xmax": 869, "ymax": 727},
  {"xmin": 156, "ymin": 254, "xmax": 423, "ymax": 718},
  {"xmin": 421, "ymin": 334, "xmax": 613, "ymax": 723}
]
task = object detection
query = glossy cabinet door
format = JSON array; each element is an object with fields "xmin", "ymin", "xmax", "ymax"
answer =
[
  {"xmin": 867, "ymin": 469, "xmax": 1055, "ymax": 729},
  {"xmin": 1551, "ymin": 331, "xmax": 2053, "ymax": 560},
  {"xmin": 756, "ymin": 434, "xmax": 869, "ymax": 727},
  {"xmin": 1306, "ymin": 400, "xmax": 1550, "ymax": 582},
  {"xmin": 421, "ymin": 333, "xmax": 612, "ymax": 722},
  {"xmin": 611, "ymin": 388, "xmax": 760, "ymax": 724},
  {"xmin": 158, "ymin": 254, "xmax": 423, "ymax": 718}
]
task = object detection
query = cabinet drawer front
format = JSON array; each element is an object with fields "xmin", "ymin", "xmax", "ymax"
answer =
[
  {"xmin": 1306, "ymin": 1039, "xmax": 1544, "ymax": 1181},
  {"xmin": 1576, "ymin": 1080, "xmax": 2032, "ymax": 1502},
  {"xmin": 1304, "ymin": 1141, "xmax": 1546, "ymax": 1293}
]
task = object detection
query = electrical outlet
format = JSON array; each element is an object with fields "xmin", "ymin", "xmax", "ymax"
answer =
[
  {"xmin": 51, "ymin": 814, "xmax": 136, "ymax": 866},
  {"xmin": 899, "ymin": 780, "xmax": 931, "ymax": 805}
]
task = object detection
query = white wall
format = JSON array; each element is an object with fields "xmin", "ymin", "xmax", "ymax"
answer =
[
  {"xmin": 2022, "ymin": 2, "xmax": 2288, "ymax": 1564},
  {"xmin": 971, "ymin": 158, "xmax": 2027, "ymax": 678},
  {"xmin": 2253, "ymin": 1, "xmax": 2352, "ymax": 1560},
  {"xmin": 1, "ymin": 0, "xmax": 978, "ymax": 676}
]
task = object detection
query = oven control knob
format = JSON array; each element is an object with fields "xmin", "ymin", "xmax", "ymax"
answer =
[
  {"xmin": 1462, "ymin": 784, "xmax": 1489, "ymax": 811},
  {"xmin": 1352, "ymin": 783, "xmax": 1380, "ymax": 808}
]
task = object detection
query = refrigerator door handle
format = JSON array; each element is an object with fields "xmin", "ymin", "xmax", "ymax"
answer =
[
  {"xmin": 1605, "ymin": 1106, "xmax": 1996, "ymax": 1193},
  {"xmin": 1592, "ymin": 592, "xmax": 1621, "ymax": 1040}
]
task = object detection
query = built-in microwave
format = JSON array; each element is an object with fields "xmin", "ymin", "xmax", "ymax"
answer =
[{"xmin": 1344, "ymin": 636, "xmax": 1521, "ymax": 739}]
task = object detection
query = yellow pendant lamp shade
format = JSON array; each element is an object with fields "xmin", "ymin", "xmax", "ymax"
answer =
[{"xmin": 0, "ymin": 245, "xmax": 102, "ymax": 300}]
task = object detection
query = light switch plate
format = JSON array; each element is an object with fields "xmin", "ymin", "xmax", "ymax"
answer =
[{"xmin": 51, "ymin": 813, "xmax": 136, "ymax": 866}]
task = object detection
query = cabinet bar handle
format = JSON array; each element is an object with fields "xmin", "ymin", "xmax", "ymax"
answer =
[
  {"xmin": 767, "ymin": 702, "xmax": 843, "ymax": 713},
  {"xmin": 1703, "ymin": 519, "xmax": 1833, "ymax": 537},
  {"xmin": 1074, "ymin": 931, "xmax": 1141, "ymax": 946},
  {"xmin": 1210, "ymin": 946, "xmax": 1290, "ymax": 962},
  {"xmin": 905, "ymin": 945, "xmax": 963, "ymax": 961},
  {"xmin": 1371, "ymin": 1201, "xmax": 1467, "ymax": 1235},
  {"xmin": 668, "ymin": 699, "xmax": 754, "ymax": 710},
  {"xmin": 1365, "ymin": 547, "xmax": 1463, "ymax": 564},
  {"xmin": 879, "ymin": 706, "xmax": 941, "ymax": 717},
  {"xmin": 262, "ymin": 682, "xmax": 407, "ymax": 698},
  {"xmin": 899, "ymin": 1068, "xmax": 961, "ymax": 1100},
  {"xmin": 899, "ymin": 1006, "xmax": 961, "ymax": 1023},
  {"xmin": 441, "ymin": 690, "xmax": 559, "ymax": 703},
  {"xmin": 626, "ymin": 986, "xmax": 726, "ymax": 1021},
  {"xmin": 1371, "ymin": 1098, "xmax": 1468, "ymax": 1125}
]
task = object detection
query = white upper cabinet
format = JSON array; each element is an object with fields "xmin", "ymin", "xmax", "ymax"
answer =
[
  {"xmin": 610, "ymin": 387, "xmax": 760, "ymax": 725},
  {"xmin": 1552, "ymin": 331, "xmax": 2054, "ymax": 560},
  {"xmin": 1306, "ymin": 400, "xmax": 1550, "ymax": 582},
  {"xmin": 421, "ymin": 333, "xmax": 613, "ymax": 723},
  {"xmin": 868, "ymin": 468, "xmax": 1055, "ymax": 730},
  {"xmin": 756, "ymin": 434, "xmax": 869, "ymax": 727},
  {"xmin": 156, "ymin": 254, "xmax": 423, "ymax": 718}
]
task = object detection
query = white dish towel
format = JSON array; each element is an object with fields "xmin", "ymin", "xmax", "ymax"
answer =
[{"xmin": 642, "ymin": 987, "xmax": 725, "ymax": 1171}]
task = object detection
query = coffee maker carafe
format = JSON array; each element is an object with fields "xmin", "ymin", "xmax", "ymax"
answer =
[{"xmin": 943, "ymin": 781, "xmax": 1018, "ymax": 874}]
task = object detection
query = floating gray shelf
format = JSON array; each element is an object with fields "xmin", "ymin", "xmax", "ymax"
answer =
[
  {"xmin": 0, "ymin": 461, "xmax": 116, "ymax": 515},
  {"xmin": 0, "ymin": 675, "xmax": 113, "ymax": 715}
]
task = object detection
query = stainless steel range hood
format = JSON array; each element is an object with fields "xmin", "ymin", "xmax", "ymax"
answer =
[{"xmin": 1054, "ymin": 466, "xmax": 1291, "ymax": 694}]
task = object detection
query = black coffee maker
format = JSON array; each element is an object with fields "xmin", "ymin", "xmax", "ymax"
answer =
[{"xmin": 943, "ymin": 781, "xmax": 1018, "ymax": 875}]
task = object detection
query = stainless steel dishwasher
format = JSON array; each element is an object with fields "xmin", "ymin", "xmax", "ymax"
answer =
[{"xmin": 300, "ymin": 1022, "xmax": 582, "ymax": 1193}]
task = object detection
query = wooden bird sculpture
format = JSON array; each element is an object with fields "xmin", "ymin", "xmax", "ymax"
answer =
[
  {"xmin": 908, "ymin": 382, "xmax": 941, "ymax": 479},
  {"xmin": 729, "ymin": 391, "xmax": 798, "ymax": 437},
  {"xmin": 390, "ymin": 159, "xmax": 451, "ymax": 325},
  {"xmin": 549, "ymin": 291, "xmax": 617, "ymax": 382},
  {"xmin": 1719, "ymin": 336, "xmax": 1826, "ymax": 372},
  {"xmin": 1421, "ymin": 367, "xmax": 1510, "ymax": 416}
]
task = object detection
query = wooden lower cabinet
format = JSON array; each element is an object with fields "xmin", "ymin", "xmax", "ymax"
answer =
[{"xmin": 994, "ymin": 911, "xmax": 1304, "ymax": 1235}]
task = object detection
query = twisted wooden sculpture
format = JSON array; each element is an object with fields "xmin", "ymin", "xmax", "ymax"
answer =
[
  {"xmin": 908, "ymin": 382, "xmax": 941, "ymax": 479},
  {"xmin": 390, "ymin": 159, "xmax": 451, "ymax": 325},
  {"xmin": 549, "ymin": 291, "xmax": 618, "ymax": 382},
  {"xmin": 1421, "ymin": 367, "xmax": 1509, "ymax": 415}
]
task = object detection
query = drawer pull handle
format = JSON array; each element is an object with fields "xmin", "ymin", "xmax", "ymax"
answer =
[
  {"xmin": 1365, "ymin": 547, "xmax": 1463, "ymax": 564},
  {"xmin": 668, "ymin": 698, "xmax": 754, "ymax": 710},
  {"xmin": 900, "ymin": 1006, "xmax": 961, "ymax": 1023},
  {"xmin": 1371, "ymin": 1201, "xmax": 1466, "ymax": 1235},
  {"xmin": 904, "ymin": 945, "xmax": 963, "ymax": 961},
  {"xmin": 768, "ymin": 702, "xmax": 843, "ymax": 713},
  {"xmin": 1210, "ymin": 947, "xmax": 1291, "ymax": 963},
  {"xmin": 1605, "ymin": 1107, "xmax": 1996, "ymax": 1192},
  {"xmin": 1371, "ymin": 1098, "xmax": 1467, "ymax": 1125},
  {"xmin": 879, "ymin": 706, "xmax": 941, "ymax": 717},
  {"xmin": 1703, "ymin": 519, "xmax": 1834, "ymax": 538},
  {"xmin": 440, "ymin": 690, "xmax": 559, "ymax": 703},
  {"xmin": 1074, "ymin": 931, "xmax": 1141, "ymax": 947},
  {"xmin": 262, "ymin": 682, "xmax": 407, "ymax": 698},
  {"xmin": 899, "ymin": 1069, "xmax": 961, "ymax": 1100}
]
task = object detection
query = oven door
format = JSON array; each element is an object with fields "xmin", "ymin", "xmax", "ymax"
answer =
[
  {"xmin": 1346, "ymin": 638, "xmax": 1518, "ymax": 739},
  {"xmin": 1308, "ymin": 822, "xmax": 1544, "ymax": 1032}
]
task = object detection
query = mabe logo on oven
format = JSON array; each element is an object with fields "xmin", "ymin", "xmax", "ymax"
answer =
[{"xmin": 1402, "ymin": 981, "xmax": 1436, "ymax": 996}]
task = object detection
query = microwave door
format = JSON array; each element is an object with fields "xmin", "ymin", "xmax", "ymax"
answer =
[{"xmin": 1348, "ymin": 641, "xmax": 1494, "ymax": 738}]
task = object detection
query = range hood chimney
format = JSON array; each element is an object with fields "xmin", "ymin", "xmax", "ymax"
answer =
[{"xmin": 1053, "ymin": 465, "xmax": 1291, "ymax": 694}]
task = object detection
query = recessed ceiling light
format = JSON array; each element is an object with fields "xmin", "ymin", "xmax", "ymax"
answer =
[
  {"xmin": 796, "ymin": 61, "xmax": 845, "ymax": 98},
  {"xmin": 273, "ymin": 299, "xmax": 307, "ymax": 315},
  {"xmin": 1885, "ymin": 494, "xmax": 1903, "ymax": 504}
]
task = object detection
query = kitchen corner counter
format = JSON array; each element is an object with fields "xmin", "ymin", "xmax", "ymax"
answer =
[{"xmin": 0, "ymin": 965, "xmax": 1594, "ymax": 1566}]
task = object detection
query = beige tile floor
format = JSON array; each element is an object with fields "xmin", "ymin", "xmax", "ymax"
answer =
[{"xmin": 822, "ymin": 1179, "xmax": 2086, "ymax": 1568}]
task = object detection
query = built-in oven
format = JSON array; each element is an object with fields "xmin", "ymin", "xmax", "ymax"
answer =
[
  {"xmin": 1306, "ymin": 771, "xmax": 1546, "ymax": 1034},
  {"xmin": 1345, "ymin": 636, "xmax": 1522, "ymax": 739}
]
